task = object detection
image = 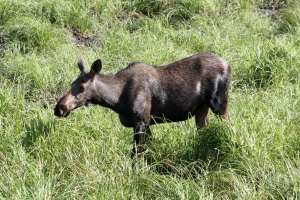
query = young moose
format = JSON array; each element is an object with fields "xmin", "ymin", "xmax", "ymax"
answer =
[{"xmin": 54, "ymin": 52, "xmax": 231, "ymax": 156}]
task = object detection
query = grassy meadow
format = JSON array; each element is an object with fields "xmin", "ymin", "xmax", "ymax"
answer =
[{"xmin": 0, "ymin": 0, "xmax": 300, "ymax": 199}]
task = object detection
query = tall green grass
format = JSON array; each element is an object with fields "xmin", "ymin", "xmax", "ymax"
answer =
[{"xmin": 0, "ymin": 0, "xmax": 300, "ymax": 199}]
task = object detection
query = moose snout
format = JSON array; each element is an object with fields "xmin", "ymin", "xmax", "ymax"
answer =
[
  {"xmin": 54, "ymin": 104, "xmax": 70, "ymax": 117},
  {"xmin": 54, "ymin": 105, "xmax": 64, "ymax": 117}
]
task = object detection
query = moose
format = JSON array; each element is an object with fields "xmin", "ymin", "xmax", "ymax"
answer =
[{"xmin": 54, "ymin": 52, "xmax": 231, "ymax": 157}]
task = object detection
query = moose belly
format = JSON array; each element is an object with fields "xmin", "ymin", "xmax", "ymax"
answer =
[
  {"xmin": 150, "ymin": 106, "xmax": 198, "ymax": 124},
  {"xmin": 118, "ymin": 110, "xmax": 196, "ymax": 127}
]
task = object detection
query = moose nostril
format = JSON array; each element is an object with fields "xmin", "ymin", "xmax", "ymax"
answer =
[{"xmin": 54, "ymin": 106, "xmax": 64, "ymax": 117}]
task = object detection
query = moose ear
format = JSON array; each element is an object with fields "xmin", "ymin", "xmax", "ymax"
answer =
[
  {"xmin": 90, "ymin": 59, "xmax": 102, "ymax": 75},
  {"xmin": 78, "ymin": 55, "xmax": 86, "ymax": 73}
]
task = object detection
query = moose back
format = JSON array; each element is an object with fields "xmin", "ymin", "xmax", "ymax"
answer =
[{"xmin": 54, "ymin": 52, "xmax": 231, "ymax": 156}]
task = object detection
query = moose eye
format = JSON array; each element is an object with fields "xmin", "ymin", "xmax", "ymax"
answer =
[{"xmin": 78, "ymin": 85, "xmax": 85, "ymax": 93}]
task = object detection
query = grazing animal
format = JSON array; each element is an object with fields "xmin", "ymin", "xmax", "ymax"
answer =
[{"xmin": 54, "ymin": 52, "xmax": 231, "ymax": 156}]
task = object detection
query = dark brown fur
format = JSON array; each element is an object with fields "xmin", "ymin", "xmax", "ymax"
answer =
[{"xmin": 54, "ymin": 52, "xmax": 231, "ymax": 156}]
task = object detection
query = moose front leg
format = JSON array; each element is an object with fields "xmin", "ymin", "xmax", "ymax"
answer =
[{"xmin": 131, "ymin": 122, "xmax": 152, "ymax": 158}]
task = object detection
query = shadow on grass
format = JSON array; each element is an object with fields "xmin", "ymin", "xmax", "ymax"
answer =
[
  {"xmin": 139, "ymin": 122, "xmax": 232, "ymax": 178},
  {"xmin": 22, "ymin": 115, "xmax": 55, "ymax": 149},
  {"xmin": 183, "ymin": 123, "xmax": 230, "ymax": 163}
]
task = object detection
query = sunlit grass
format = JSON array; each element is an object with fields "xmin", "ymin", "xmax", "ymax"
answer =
[{"xmin": 0, "ymin": 0, "xmax": 299, "ymax": 199}]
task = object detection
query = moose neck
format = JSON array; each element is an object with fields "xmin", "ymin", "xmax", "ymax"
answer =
[{"xmin": 92, "ymin": 74, "xmax": 123, "ymax": 110}]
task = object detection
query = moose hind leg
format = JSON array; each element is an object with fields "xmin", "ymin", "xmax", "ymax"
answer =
[
  {"xmin": 195, "ymin": 104, "xmax": 211, "ymax": 129},
  {"xmin": 208, "ymin": 91, "xmax": 230, "ymax": 120},
  {"xmin": 131, "ymin": 122, "xmax": 152, "ymax": 158},
  {"xmin": 207, "ymin": 74, "xmax": 231, "ymax": 120},
  {"xmin": 207, "ymin": 94, "xmax": 230, "ymax": 119}
]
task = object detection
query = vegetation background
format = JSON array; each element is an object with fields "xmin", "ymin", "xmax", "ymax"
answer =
[{"xmin": 0, "ymin": 0, "xmax": 299, "ymax": 199}]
